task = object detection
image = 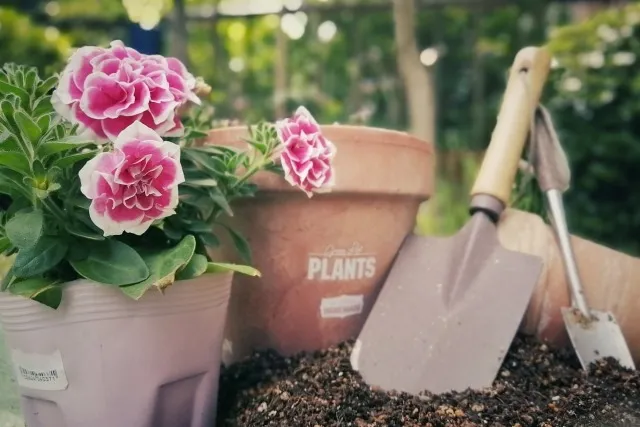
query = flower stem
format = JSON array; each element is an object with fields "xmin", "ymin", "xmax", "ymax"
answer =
[{"xmin": 233, "ymin": 164, "xmax": 261, "ymax": 189}]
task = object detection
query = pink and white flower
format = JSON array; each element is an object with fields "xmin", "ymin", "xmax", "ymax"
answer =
[
  {"xmin": 275, "ymin": 106, "xmax": 336, "ymax": 197},
  {"xmin": 78, "ymin": 121, "xmax": 185, "ymax": 236},
  {"xmin": 52, "ymin": 40, "xmax": 200, "ymax": 141}
]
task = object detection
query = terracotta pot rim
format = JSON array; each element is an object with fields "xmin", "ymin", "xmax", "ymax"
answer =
[
  {"xmin": 234, "ymin": 188, "xmax": 431, "ymax": 197},
  {"xmin": 207, "ymin": 125, "xmax": 434, "ymax": 197},
  {"xmin": 206, "ymin": 124, "xmax": 434, "ymax": 155}
]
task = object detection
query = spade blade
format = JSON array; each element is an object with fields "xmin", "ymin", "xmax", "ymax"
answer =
[{"xmin": 351, "ymin": 214, "xmax": 543, "ymax": 395}]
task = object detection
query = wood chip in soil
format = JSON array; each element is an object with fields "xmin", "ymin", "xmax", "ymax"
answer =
[{"xmin": 217, "ymin": 334, "xmax": 639, "ymax": 427}]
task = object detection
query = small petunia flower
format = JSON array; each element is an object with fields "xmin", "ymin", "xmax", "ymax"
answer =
[
  {"xmin": 275, "ymin": 106, "xmax": 336, "ymax": 197},
  {"xmin": 78, "ymin": 121, "xmax": 185, "ymax": 236}
]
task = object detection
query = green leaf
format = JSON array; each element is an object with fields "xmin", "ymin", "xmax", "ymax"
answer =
[
  {"xmin": 184, "ymin": 129, "xmax": 209, "ymax": 140},
  {"xmin": 5, "ymin": 198, "xmax": 30, "ymax": 216},
  {"xmin": 36, "ymin": 113, "xmax": 51, "ymax": 133},
  {"xmin": 24, "ymin": 68, "xmax": 37, "ymax": 95},
  {"xmin": 198, "ymin": 232, "xmax": 220, "ymax": 247},
  {"xmin": 32, "ymin": 159, "xmax": 46, "ymax": 181},
  {"xmin": 265, "ymin": 162, "xmax": 284, "ymax": 175},
  {"xmin": 0, "ymin": 169, "xmax": 32, "ymax": 199},
  {"xmin": 52, "ymin": 150, "xmax": 98, "ymax": 169},
  {"xmin": 14, "ymin": 109, "xmax": 43, "ymax": 144},
  {"xmin": 0, "ymin": 237, "xmax": 11, "ymax": 253},
  {"xmin": 236, "ymin": 182, "xmax": 259, "ymax": 197},
  {"xmin": 162, "ymin": 221, "xmax": 184, "ymax": 240},
  {"xmin": 0, "ymin": 99, "xmax": 18, "ymax": 133},
  {"xmin": 37, "ymin": 75, "xmax": 58, "ymax": 95},
  {"xmin": 0, "ymin": 268, "xmax": 15, "ymax": 291},
  {"xmin": 190, "ymin": 145, "xmax": 238, "ymax": 156},
  {"xmin": 183, "ymin": 149, "xmax": 227, "ymax": 175},
  {"xmin": 53, "ymin": 123, "xmax": 66, "ymax": 140},
  {"xmin": 0, "ymin": 131, "xmax": 20, "ymax": 152},
  {"xmin": 209, "ymin": 188, "xmax": 233, "ymax": 217},
  {"xmin": 206, "ymin": 262, "xmax": 261, "ymax": 277},
  {"xmin": 12, "ymin": 236, "xmax": 68, "ymax": 278},
  {"xmin": 69, "ymin": 240, "xmax": 150, "ymax": 286},
  {"xmin": 33, "ymin": 98, "xmax": 53, "ymax": 118},
  {"xmin": 179, "ymin": 189, "xmax": 215, "ymax": 219},
  {"xmin": 68, "ymin": 196, "xmax": 91, "ymax": 210},
  {"xmin": 46, "ymin": 165, "xmax": 62, "ymax": 182},
  {"xmin": 120, "ymin": 235, "xmax": 197, "ymax": 300},
  {"xmin": 244, "ymin": 137, "xmax": 268, "ymax": 153},
  {"xmin": 185, "ymin": 219, "xmax": 212, "ymax": 234},
  {"xmin": 175, "ymin": 253, "xmax": 208, "ymax": 281},
  {"xmin": 7, "ymin": 277, "xmax": 63, "ymax": 309},
  {"xmin": 220, "ymin": 224, "xmax": 252, "ymax": 264},
  {"xmin": 13, "ymin": 68, "xmax": 26, "ymax": 89},
  {"xmin": 37, "ymin": 137, "xmax": 94, "ymax": 157},
  {"xmin": 1, "ymin": 104, "xmax": 34, "ymax": 160},
  {"xmin": 0, "ymin": 152, "xmax": 31, "ymax": 176},
  {"xmin": 182, "ymin": 178, "xmax": 218, "ymax": 187},
  {"xmin": 0, "ymin": 80, "xmax": 29, "ymax": 106},
  {"xmin": 5, "ymin": 210, "xmax": 44, "ymax": 249},
  {"xmin": 64, "ymin": 222, "xmax": 105, "ymax": 241},
  {"xmin": 226, "ymin": 152, "xmax": 245, "ymax": 170}
]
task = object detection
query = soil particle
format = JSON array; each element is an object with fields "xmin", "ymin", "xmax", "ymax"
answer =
[{"xmin": 217, "ymin": 334, "xmax": 640, "ymax": 426}]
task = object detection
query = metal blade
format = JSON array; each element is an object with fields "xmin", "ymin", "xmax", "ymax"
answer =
[
  {"xmin": 561, "ymin": 307, "xmax": 636, "ymax": 371},
  {"xmin": 351, "ymin": 214, "xmax": 543, "ymax": 395}
]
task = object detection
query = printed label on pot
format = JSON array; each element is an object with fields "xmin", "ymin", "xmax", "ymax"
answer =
[
  {"xmin": 307, "ymin": 242, "xmax": 376, "ymax": 281},
  {"xmin": 320, "ymin": 294, "xmax": 364, "ymax": 319},
  {"xmin": 11, "ymin": 348, "xmax": 69, "ymax": 391}
]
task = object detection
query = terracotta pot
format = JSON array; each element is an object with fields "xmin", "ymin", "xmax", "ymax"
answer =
[
  {"xmin": 0, "ymin": 273, "xmax": 232, "ymax": 427},
  {"xmin": 207, "ymin": 125, "xmax": 434, "ymax": 361},
  {"xmin": 497, "ymin": 209, "xmax": 640, "ymax": 364}
]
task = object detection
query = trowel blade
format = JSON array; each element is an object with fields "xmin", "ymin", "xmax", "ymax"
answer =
[
  {"xmin": 351, "ymin": 215, "xmax": 543, "ymax": 395},
  {"xmin": 562, "ymin": 307, "xmax": 636, "ymax": 371}
]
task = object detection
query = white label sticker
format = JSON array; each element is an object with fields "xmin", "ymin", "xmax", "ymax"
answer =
[
  {"xmin": 320, "ymin": 294, "xmax": 364, "ymax": 319},
  {"xmin": 307, "ymin": 242, "xmax": 377, "ymax": 282},
  {"xmin": 11, "ymin": 349, "xmax": 69, "ymax": 391}
]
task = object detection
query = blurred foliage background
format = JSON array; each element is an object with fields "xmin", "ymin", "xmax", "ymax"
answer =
[{"xmin": 0, "ymin": 0, "xmax": 638, "ymax": 254}]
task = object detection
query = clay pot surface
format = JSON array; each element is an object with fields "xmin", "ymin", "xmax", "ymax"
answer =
[
  {"xmin": 0, "ymin": 273, "xmax": 232, "ymax": 427},
  {"xmin": 208, "ymin": 125, "xmax": 434, "ymax": 362},
  {"xmin": 498, "ymin": 209, "xmax": 640, "ymax": 364}
]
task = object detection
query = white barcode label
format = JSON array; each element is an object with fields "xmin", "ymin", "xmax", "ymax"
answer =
[
  {"xmin": 11, "ymin": 349, "xmax": 69, "ymax": 391},
  {"xmin": 320, "ymin": 294, "xmax": 364, "ymax": 319}
]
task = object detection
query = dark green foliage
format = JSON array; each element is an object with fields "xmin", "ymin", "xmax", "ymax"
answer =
[
  {"xmin": 546, "ymin": 4, "xmax": 640, "ymax": 255},
  {"xmin": 0, "ymin": 64, "xmax": 266, "ymax": 307}
]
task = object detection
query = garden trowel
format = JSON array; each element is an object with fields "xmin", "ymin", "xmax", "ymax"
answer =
[
  {"xmin": 350, "ymin": 46, "xmax": 551, "ymax": 395},
  {"xmin": 530, "ymin": 106, "xmax": 636, "ymax": 371}
]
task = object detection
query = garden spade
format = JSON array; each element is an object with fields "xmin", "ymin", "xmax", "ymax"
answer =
[
  {"xmin": 350, "ymin": 46, "xmax": 551, "ymax": 395},
  {"xmin": 530, "ymin": 106, "xmax": 636, "ymax": 371}
]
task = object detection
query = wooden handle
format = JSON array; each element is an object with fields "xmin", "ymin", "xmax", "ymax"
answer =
[{"xmin": 470, "ymin": 46, "xmax": 552, "ymax": 204}]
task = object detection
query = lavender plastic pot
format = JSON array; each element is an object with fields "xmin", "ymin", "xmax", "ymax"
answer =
[{"xmin": 0, "ymin": 273, "xmax": 232, "ymax": 427}]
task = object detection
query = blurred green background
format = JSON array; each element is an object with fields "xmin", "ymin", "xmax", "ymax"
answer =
[
  {"xmin": 0, "ymin": 0, "xmax": 639, "ymax": 422},
  {"xmin": 1, "ymin": 0, "xmax": 638, "ymax": 253}
]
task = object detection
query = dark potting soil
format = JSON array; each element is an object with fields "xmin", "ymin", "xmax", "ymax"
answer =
[{"xmin": 216, "ymin": 334, "xmax": 640, "ymax": 427}]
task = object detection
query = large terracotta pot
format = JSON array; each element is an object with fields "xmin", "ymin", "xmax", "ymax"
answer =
[
  {"xmin": 207, "ymin": 125, "xmax": 434, "ymax": 362},
  {"xmin": 498, "ymin": 209, "xmax": 640, "ymax": 364},
  {"xmin": 0, "ymin": 273, "xmax": 232, "ymax": 427}
]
